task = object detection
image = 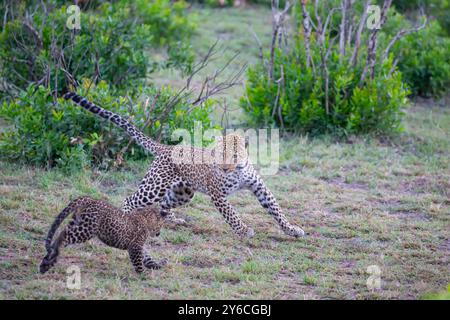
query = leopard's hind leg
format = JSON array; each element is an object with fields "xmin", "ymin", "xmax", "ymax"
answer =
[{"xmin": 122, "ymin": 160, "xmax": 178, "ymax": 213}]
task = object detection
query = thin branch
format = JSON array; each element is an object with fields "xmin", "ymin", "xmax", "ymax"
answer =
[
  {"xmin": 314, "ymin": 0, "xmax": 331, "ymax": 115},
  {"xmin": 382, "ymin": 15, "xmax": 428, "ymax": 61},
  {"xmin": 360, "ymin": 0, "xmax": 393, "ymax": 84},
  {"xmin": 3, "ymin": 2, "xmax": 9, "ymax": 32},
  {"xmin": 339, "ymin": 0, "xmax": 349, "ymax": 61},
  {"xmin": 159, "ymin": 41, "xmax": 246, "ymax": 122},
  {"xmin": 350, "ymin": 0, "xmax": 370, "ymax": 66},
  {"xmin": 300, "ymin": 0, "xmax": 313, "ymax": 69},
  {"xmin": 323, "ymin": 7, "xmax": 339, "ymax": 33},
  {"xmin": 277, "ymin": 64, "xmax": 285, "ymax": 129},
  {"xmin": 268, "ymin": 0, "xmax": 291, "ymax": 85},
  {"xmin": 249, "ymin": 24, "xmax": 267, "ymax": 69},
  {"xmin": 388, "ymin": 57, "xmax": 399, "ymax": 76}
]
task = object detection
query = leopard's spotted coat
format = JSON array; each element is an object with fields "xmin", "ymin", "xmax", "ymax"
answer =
[{"xmin": 40, "ymin": 197, "xmax": 167, "ymax": 274}]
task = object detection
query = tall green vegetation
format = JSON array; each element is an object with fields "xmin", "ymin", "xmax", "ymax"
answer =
[
  {"xmin": 0, "ymin": 0, "xmax": 194, "ymax": 98},
  {"xmin": 382, "ymin": 13, "xmax": 450, "ymax": 99},
  {"xmin": 390, "ymin": 0, "xmax": 449, "ymax": 36},
  {"xmin": 0, "ymin": 1, "xmax": 230, "ymax": 170},
  {"xmin": 0, "ymin": 81, "xmax": 218, "ymax": 171},
  {"xmin": 241, "ymin": 0, "xmax": 413, "ymax": 135}
]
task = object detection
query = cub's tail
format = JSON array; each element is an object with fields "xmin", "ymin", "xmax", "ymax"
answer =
[
  {"xmin": 41, "ymin": 197, "xmax": 94, "ymax": 274},
  {"xmin": 44, "ymin": 197, "xmax": 88, "ymax": 252},
  {"xmin": 63, "ymin": 92, "xmax": 161, "ymax": 154}
]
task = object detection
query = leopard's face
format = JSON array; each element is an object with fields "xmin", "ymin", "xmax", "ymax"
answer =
[{"xmin": 214, "ymin": 133, "xmax": 248, "ymax": 172}]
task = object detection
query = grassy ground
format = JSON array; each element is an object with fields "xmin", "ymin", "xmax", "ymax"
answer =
[
  {"xmin": 0, "ymin": 104, "xmax": 449, "ymax": 299},
  {"xmin": 0, "ymin": 6, "xmax": 449, "ymax": 300},
  {"xmin": 151, "ymin": 6, "xmax": 273, "ymax": 126}
]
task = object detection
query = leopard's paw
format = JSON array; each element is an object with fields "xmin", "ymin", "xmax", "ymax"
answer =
[{"xmin": 284, "ymin": 225, "xmax": 305, "ymax": 238}]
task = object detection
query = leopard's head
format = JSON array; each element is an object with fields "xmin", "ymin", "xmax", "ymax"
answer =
[{"xmin": 214, "ymin": 133, "xmax": 248, "ymax": 172}]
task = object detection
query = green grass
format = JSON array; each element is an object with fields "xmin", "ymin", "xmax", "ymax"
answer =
[
  {"xmin": 151, "ymin": 6, "xmax": 273, "ymax": 126},
  {"xmin": 0, "ymin": 104, "xmax": 449, "ymax": 299},
  {"xmin": 0, "ymin": 6, "xmax": 449, "ymax": 300}
]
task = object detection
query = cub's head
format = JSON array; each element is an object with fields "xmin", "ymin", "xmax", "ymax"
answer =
[{"xmin": 136, "ymin": 207, "xmax": 166, "ymax": 237}]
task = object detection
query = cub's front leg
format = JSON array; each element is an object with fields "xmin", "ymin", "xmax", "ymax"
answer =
[
  {"xmin": 127, "ymin": 243, "xmax": 145, "ymax": 273},
  {"xmin": 143, "ymin": 254, "xmax": 167, "ymax": 270},
  {"xmin": 210, "ymin": 191, "xmax": 255, "ymax": 239}
]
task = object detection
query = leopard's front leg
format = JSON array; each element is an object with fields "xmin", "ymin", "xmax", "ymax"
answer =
[
  {"xmin": 210, "ymin": 192, "xmax": 254, "ymax": 238},
  {"xmin": 245, "ymin": 173, "xmax": 305, "ymax": 238}
]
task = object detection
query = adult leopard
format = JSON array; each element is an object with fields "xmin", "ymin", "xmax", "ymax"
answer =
[{"xmin": 63, "ymin": 92, "xmax": 305, "ymax": 239}]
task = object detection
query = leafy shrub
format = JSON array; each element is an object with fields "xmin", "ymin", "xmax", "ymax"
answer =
[
  {"xmin": 385, "ymin": 20, "xmax": 450, "ymax": 98},
  {"xmin": 241, "ymin": 1, "xmax": 410, "ymax": 136},
  {"xmin": 184, "ymin": 0, "xmax": 284, "ymax": 8},
  {"xmin": 184, "ymin": 0, "xmax": 233, "ymax": 7},
  {"xmin": 242, "ymin": 47, "xmax": 408, "ymax": 135},
  {"xmin": 0, "ymin": 82, "xmax": 218, "ymax": 170},
  {"xmin": 0, "ymin": 0, "xmax": 194, "ymax": 98},
  {"xmin": 389, "ymin": 0, "xmax": 450, "ymax": 36},
  {"xmin": 294, "ymin": 2, "xmax": 450, "ymax": 99}
]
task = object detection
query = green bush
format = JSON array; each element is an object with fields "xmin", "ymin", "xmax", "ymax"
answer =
[
  {"xmin": 0, "ymin": 0, "xmax": 194, "ymax": 98},
  {"xmin": 0, "ymin": 82, "xmax": 218, "ymax": 170},
  {"xmin": 241, "ymin": 46, "xmax": 408, "ymax": 135},
  {"xmin": 184, "ymin": 0, "xmax": 283, "ymax": 8},
  {"xmin": 386, "ymin": 20, "xmax": 450, "ymax": 98},
  {"xmin": 185, "ymin": 0, "xmax": 233, "ymax": 7},
  {"xmin": 241, "ymin": 2, "xmax": 411, "ymax": 135},
  {"xmin": 294, "ymin": 2, "xmax": 449, "ymax": 99},
  {"xmin": 389, "ymin": 0, "xmax": 450, "ymax": 36}
]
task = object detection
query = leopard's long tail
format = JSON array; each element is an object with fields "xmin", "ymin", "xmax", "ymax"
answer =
[
  {"xmin": 44, "ymin": 198, "xmax": 86, "ymax": 253},
  {"xmin": 63, "ymin": 92, "xmax": 161, "ymax": 154}
]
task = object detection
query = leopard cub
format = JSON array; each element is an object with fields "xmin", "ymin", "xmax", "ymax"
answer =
[{"xmin": 40, "ymin": 197, "xmax": 167, "ymax": 274}]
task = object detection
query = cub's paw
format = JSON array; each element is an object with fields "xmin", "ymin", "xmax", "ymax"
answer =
[{"xmin": 171, "ymin": 217, "xmax": 187, "ymax": 225}]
